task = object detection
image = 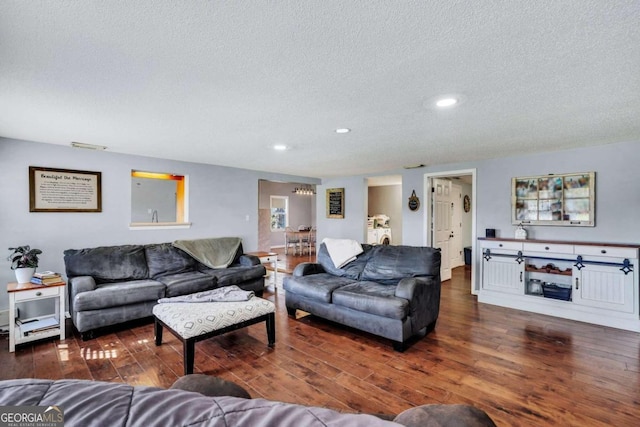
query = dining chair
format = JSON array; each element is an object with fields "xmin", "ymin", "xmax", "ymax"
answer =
[
  {"xmin": 302, "ymin": 227, "xmax": 316, "ymax": 255},
  {"xmin": 284, "ymin": 227, "xmax": 301, "ymax": 255},
  {"xmin": 309, "ymin": 227, "xmax": 317, "ymax": 254}
]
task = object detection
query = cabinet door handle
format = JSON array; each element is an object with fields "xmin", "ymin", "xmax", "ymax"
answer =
[
  {"xmin": 520, "ymin": 272, "xmax": 523, "ymax": 282},
  {"xmin": 545, "ymin": 246, "xmax": 550, "ymax": 250},
  {"xmin": 499, "ymin": 244, "xmax": 503, "ymax": 247},
  {"xmin": 575, "ymin": 277, "xmax": 579, "ymax": 290},
  {"xmin": 36, "ymin": 291, "xmax": 42, "ymax": 296},
  {"xmin": 601, "ymin": 249, "xmax": 607, "ymax": 254}
]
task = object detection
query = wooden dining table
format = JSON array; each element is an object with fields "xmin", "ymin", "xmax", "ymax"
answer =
[{"xmin": 286, "ymin": 230, "xmax": 316, "ymax": 255}]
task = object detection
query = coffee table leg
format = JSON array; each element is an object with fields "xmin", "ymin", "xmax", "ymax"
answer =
[
  {"xmin": 154, "ymin": 319, "xmax": 163, "ymax": 345},
  {"xmin": 184, "ymin": 339, "xmax": 195, "ymax": 375},
  {"xmin": 266, "ymin": 313, "xmax": 276, "ymax": 347}
]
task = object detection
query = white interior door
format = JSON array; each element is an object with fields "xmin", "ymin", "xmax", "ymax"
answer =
[
  {"xmin": 450, "ymin": 184, "xmax": 463, "ymax": 268},
  {"xmin": 432, "ymin": 178, "xmax": 453, "ymax": 281}
]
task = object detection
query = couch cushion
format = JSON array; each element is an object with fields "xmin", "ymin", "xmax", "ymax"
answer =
[
  {"xmin": 199, "ymin": 265, "xmax": 266, "ymax": 287},
  {"xmin": 316, "ymin": 243, "xmax": 374, "ymax": 280},
  {"xmin": 332, "ymin": 281, "xmax": 409, "ymax": 320},
  {"xmin": 64, "ymin": 245, "xmax": 149, "ymax": 283},
  {"xmin": 145, "ymin": 243, "xmax": 197, "ymax": 278},
  {"xmin": 156, "ymin": 271, "xmax": 216, "ymax": 297},
  {"xmin": 361, "ymin": 245, "xmax": 441, "ymax": 285},
  {"xmin": 73, "ymin": 280, "xmax": 165, "ymax": 311},
  {"xmin": 284, "ymin": 274, "xmax": 356, "ymax": 303}
]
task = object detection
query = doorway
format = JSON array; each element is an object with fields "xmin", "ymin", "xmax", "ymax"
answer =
[
  {"xmin": 424, "ymin": 169, "xmax": 477, "ymax": 294},
  {"xmin": 257, "ymin": 180, "xmax": 316, "ymax": 253},
  {"xmin": 367, "ymin": 175, "xmax": 403, "ymax": 246}
]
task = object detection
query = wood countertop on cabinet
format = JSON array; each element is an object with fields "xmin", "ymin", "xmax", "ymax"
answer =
[{"xmin": 477, "ymin": 237, "xmax": 640, "ymax": 249}]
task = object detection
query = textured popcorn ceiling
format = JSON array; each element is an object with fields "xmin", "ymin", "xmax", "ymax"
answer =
[{"xmin": 1, "ymin": 1, "xmax": 639, "ymax": 178}]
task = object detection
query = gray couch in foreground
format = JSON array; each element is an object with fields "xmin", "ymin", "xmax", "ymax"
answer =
[
  {"xmin": 284, "ymin": 243, "xmax": 441, "ymax": 351},
  {"xmin": 0, "ymin": 377, "xmax": 497, "ymax": 426},
  {"xmin": 63, "ymin": 241, "xmax": 265, "ymax": 339}
]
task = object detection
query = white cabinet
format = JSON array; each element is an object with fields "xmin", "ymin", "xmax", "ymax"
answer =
[
  {"xmin": 478, "ymin": 238, "xmax": 639, "ymax": 332},
  {"xmin": 8, "ymin": 281, "xmax": 66, "ymax": 352},
  {"xmin": 573, "ymin": 264, "xmax": 635, "ymax": 313},
  {"xmin": 482, "ymin": 256, "xmax": 524, "ymax": 294},
  {"xmin": 523, "ymin": 242, "xmax": 574, "ymax": 254}
]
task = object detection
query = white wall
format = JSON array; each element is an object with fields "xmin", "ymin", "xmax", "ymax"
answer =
[{"xmin": 0, "ymin": 137, "xmax": 319, "ymax": 311}]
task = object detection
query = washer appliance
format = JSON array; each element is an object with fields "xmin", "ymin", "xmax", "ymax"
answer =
[{"xmin": 367, "ymin": 215, "xmax": 392, "ymax": 245}]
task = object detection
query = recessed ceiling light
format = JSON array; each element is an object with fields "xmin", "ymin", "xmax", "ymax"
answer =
[
  {"xmin": 424, "ymin": 94, "xmax": 466, "ymax": 110},
  {"xmin": 335, "ymin": 128, "xmax": 351, "ymax": 134},
  {"xmin": 436, "ymin": 98, "xmax": 458, "ymax": 108},
  {"xmin": 273, "ymin": 144, "xmax": 288, "ymax": 151}
]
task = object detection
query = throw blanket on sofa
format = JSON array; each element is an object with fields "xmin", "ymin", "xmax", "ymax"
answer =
[
  {"xmin": 158, "ymin": 285, "xmax": 254, "ymax": 303},
  {"xmin": 173, "ymin": 237, "xmax": 241, "ymax": 269},
  {"xmin": 322, "ymin": 238, "xmax": 364, "ymax": 268}
]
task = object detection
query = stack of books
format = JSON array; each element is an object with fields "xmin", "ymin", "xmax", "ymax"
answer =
[
  {"xmin": 17, "ymin": 316, "xmax": 60, "ymax": 336},
  {"xmin": 30, "ymin": 271, "xmax": 64, "ymax": 286}
]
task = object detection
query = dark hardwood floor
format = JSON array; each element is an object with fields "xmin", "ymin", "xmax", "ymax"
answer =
[{"xmin": 2, "ymin": 263, "xmax": 639, "ymax": 426}]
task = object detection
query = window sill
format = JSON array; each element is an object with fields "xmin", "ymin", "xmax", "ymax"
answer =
[{"xmin": 129, "ymin": 222, "xmax": 192, "ymax": 230}]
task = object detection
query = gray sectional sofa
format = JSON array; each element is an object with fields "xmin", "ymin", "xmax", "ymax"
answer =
[
  {"xmin": 284, "ymin": 243, "xmax": 441, "ymax": 351},
  {"xmin": 63, "ymin": 240, "xmax": 265, "ymax": 339},
  {"xmin": 0, "ymin": 377, "xmax": 497, "ymax": 426}
]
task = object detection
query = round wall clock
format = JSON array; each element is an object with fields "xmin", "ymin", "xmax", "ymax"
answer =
[{"xmin": 463, "ymin": 195, "xmax": 471, "ymax": 212}]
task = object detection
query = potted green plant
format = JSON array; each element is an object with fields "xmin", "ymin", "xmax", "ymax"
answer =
[{"xmin": 7, "ymin": 245, "xmax": 42, "ymax": 283}]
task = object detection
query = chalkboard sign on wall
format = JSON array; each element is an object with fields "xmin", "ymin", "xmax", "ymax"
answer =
[{"xmin": 326, "ymin": 188, "xmax": 344, "ymax": 219}]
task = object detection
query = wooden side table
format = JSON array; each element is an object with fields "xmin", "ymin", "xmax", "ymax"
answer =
[
  {"xmin": 246, "ymin": 252, "xmax": 278, "ymax": 286},
  {"xmin": 7, "ymin": 281, "xmax": 66, "ymax": 352}
]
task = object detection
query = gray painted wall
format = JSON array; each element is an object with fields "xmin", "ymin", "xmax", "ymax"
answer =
[
  {"xmin": 3, "ymin": 137, "xmax": 638, "ymax": 313},
  {"xmin": 461, "ymin": 182, "xmax": 473, "ymax": 248},
  {"xmin": 474, "ymin": 142, "xmax": 638, "ymax": 243},
  {"xmin": 317, "ymin": 176, "xmax": 369, "ymax": 245},
  {"xmin": 317, "ymin": 140, "xmax": 640, "ymax": 289},
  {"xmin": 0, "ymin": 137, "xmax": 319, "ymax": 312}
]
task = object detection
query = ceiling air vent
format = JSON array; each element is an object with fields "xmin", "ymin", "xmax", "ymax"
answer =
[{"xmin": 70, "ymin": 142, "xmax": 107, "ymax": 150}]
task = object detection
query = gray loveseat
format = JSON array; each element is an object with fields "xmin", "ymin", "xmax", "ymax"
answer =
[
  {"xmin": 0, "ymin": 377, "xmax": 497, "ymax": 426},
  {"xmin": 64, "ymin": 240, "xmax": 265, "ymax": 339},
  {"xmin": 284, "ymin": 243, "xmax": 441, "ymax": 351}
]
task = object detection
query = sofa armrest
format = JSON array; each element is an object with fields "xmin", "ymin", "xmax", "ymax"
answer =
[
  {"xmin": 69, "ymin": 276, "xmax": 97, "ymax": 294},
  {"xmin": 395, "ymin": 276, "xmax": 441, "ymax": 331},
  {"xmin": 238, "ymin": 254, "xmax": 261, "ymax": 266},
  {"xmin": 68, "ymin": 276, "xmax": 97, "ymax": 315},
  {"xmin": 395, "ymin": 276, "xmax": 434, "ymax": 300},
  {"xmin": 292, "ymin": 262, "xmax": 326, "ymax": 277},
  {"xmin": 394, "ymin": 404, "xmax": 497, "ymax": 427}
]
